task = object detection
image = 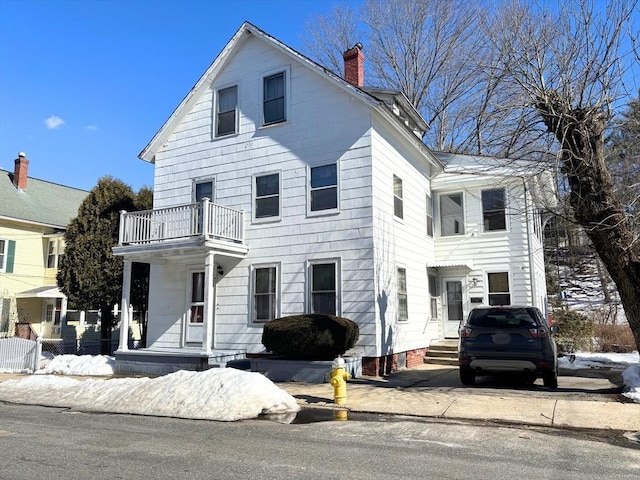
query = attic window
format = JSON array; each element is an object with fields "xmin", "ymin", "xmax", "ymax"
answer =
[
  {"xmin": 216, "ymin": 85, "xmax": 238, "ymax": 136},
  {"xmin": 263, "ymin": 72, "xmax": 286, "ymax": 125}
]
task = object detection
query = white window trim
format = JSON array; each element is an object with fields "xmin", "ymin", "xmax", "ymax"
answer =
[
  {"xmin": 426, "ymin": 193, "xmax": 434, "ymax": 237},
  {"xmin": 393, "ymin": 174, "xmax": 404, "ymax": 221},
  {"xmin": 213, "ymin": 83, "xmax": 240, "ymax": 139},
  {"xmin": 260, "ymin": 65, "xmax": 291, "ymax": 128},
  {"xmin": 249, "ymin": 262, "xmax": 281, "ymax": 325},
  {"xmin": 306, "ymin": 258, "xmax": 342, "ymax": 316},
  {"xmin": 192, "ymin": 177, "xmax": 216, "ymax": 203},
  {"xmin": 46, "ymin": 238, "xmax": 63, "ymax": 269},
  {"xmin": 481, "ymin": 187, "xmax": 508, "ymax": 233},
  {"xmin": 184, "ymin": 266, "xmax": 206, "ymax": 345},
  {"xmin": 252, "ymin": 171, "xmax": 282, "ymax": 223},
  {"xmin": 307, "ymin": 162, "xmax": 340, "ymax": 217},
  {"xmin": 486, "ymin": 270, "xmax": 512, "ymax": 306},
  {"xmin": 397, "ymin": 265, "xmax": 408, "ymax": 322},
  {"xmin": 439, "ymin": 191, "xmax": 466, "ymax": 236}
]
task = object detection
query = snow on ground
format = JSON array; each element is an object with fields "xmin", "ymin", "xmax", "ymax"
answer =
[
  {"xmin": 0, "ymin": 356, "xmax": 300, "ymax": 421},
  {"xmin": 558, "ymin": 351, "xmax": 640, "ymax": 403}
]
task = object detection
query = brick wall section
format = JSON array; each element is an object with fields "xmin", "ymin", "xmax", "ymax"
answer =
[{"xmin": 362, "ymin": 347, "xmax": 426, "ymax": 376}]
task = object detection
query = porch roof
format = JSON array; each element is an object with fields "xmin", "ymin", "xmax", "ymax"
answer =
[
  {"xmin": 15, "ymin": 286, "xmax": 65, "ymax": 299},
  {"xmin": 427, "ymin": 260, "xmax": 474, "ymax": 270}
]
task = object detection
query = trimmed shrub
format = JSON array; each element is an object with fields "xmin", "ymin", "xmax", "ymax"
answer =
[{"xmin": 261, "ymin": 314, "xmax": 359, "ymax": 360}]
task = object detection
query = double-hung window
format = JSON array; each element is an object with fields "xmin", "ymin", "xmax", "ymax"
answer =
[
  {"xmin": 263, "ymin": 71, "xmax": 286, "ymax": 125},
  {"xmin": 482, "ymin": 188, "xmax": 506, "ymax": 231},
  {"xmin": 216, "ymin": 85, "xmax": 238, "ymax": 137},
  {"xmin": 488, "ymin": 272, "xmax": 511, "ymax": 306},
  {"xmin": 393, "ymin": 175, "xmax": 403, "ymax": 219},
  {"xmin": 440, "ymin": 193, "xmax": 465, "ymax": 236},
  {"xmin": 426, "ymin": 194, "xmax": 433, "ymax": 237},
  {"xmin": 428, "ymin": 273, "xmax": 438, "ymax": 319},
  {"xmin": 252, "ymin": 264, "xmax": 279, "ymax": 323},
  {"xmin": 397, "ymin": 267, "xmax": 408, "ymax": 321},
  {"xmin": 309, "ymin": 260, "xmax": 339, "ymax": 315},
  {"xmin": 309, "ymin": 163, "xmax": 338, "ymax": 213},
  {"xmin": 254, "ymin": 172, "xmax": 280, "ymax": 220},
  {"xmin": 46, "ymin": 238, "xmax": 64, "ymax": 269}
]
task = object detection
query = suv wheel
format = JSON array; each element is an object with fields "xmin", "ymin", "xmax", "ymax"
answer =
[
  {"xmin": 542, "ymin": 370, "xmax": 558, "ymax": 389},
  {"xmin": 459, "ymin": 367, "xmax": 476, "ymax": 386}
]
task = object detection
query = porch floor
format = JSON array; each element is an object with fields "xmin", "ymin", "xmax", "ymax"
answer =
[{"xmin": 114, "ymin": 347, "xmax": 247, "ymax": 376}]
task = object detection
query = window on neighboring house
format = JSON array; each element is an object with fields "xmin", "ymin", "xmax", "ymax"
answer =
[
  {"xmin": 252, "ymin": 264, "xmax": 279, "ymax": 323},
  {"xmin": 310, "ymin": 261, "xmax": 338, "ymax": 315},
  {"xmin": 189, "ymin": 272, "xmax": 205, "ymax": 324},
  {"xmin": 254, "ymin": 173, "xmax": 280, "ymax": 220},
  {"xmin": 309, "ymin": 163, "xmax": 338, "ymax": 213},
  {"xmin": 428, "ymin": 273, "xmax": 438, "ymax": 318},
  {"xmin": 216, "ymin": 85, "xmax": 238, "ymax": 137},
  {"xmin": 263, "ymin": 71, "xmax": 286, "ymax": 125},
  {"xmin": 46, "ymin": 238, "xmax": 64, "ymax": 269},
  {"xmin": 426, "ymin": 194, "xmax": 433, "ymax": 237},
  {"xmin": 440, "ymin": 193, "xmax": 465, "ymax": 236},
  {"xmin": 482, "ymin": 188, "xmax": 506, "ymax": 231},
  {"xmin": 397, "ymin": 267, "xmax": 408, "ymax": 321},
  {"xmin": 0, "ymin": 239, "xmax": 15, "ymax": 273},
  {"xmin": 488, "ymin": 272, "xmax": 511, "ymax": 305},
  {"xmin": 393, "ymin": 175, "xmax": 403, "ymax": 219}
]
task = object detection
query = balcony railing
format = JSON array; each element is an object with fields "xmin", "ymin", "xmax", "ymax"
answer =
[{"xmin": 118, "ymin": 199, "xmax": 244, "ymax": 246}]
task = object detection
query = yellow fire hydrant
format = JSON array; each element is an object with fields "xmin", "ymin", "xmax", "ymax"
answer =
[{"xmin": 330, "ymin": 356, "xmax": 351, "ymax": 405}]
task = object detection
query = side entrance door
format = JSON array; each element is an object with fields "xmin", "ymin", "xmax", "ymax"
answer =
[
  {"xmin": 442, "ymin": 278, "xmax": 465, "ymax": 338},
  {"xmin": 185, "ymin": 270, "xmax": 205, "ymax": 344}
]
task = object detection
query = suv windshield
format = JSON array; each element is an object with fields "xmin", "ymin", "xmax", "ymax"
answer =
[{"xmin": 467, "ymin": 307, "xmax": 538, "ymax": 328}]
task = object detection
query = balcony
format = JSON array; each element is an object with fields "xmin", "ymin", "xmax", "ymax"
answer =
[{"xmin": 117, "ymin": 199, "xmax": 245, "ymax": 250}]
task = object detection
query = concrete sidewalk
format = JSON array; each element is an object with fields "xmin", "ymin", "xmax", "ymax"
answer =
[
  {"xmin": 1, "ymin": 364, "xmax": 638, "ymax": 432},
  {"xmin": 277, "ymin": 364, "xmax": 640, "ymax": 432}
]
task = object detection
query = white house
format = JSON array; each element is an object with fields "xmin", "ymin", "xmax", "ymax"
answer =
[{"xmin": 113, "ymin": 22, "xmax": 554, "ymax": 376}]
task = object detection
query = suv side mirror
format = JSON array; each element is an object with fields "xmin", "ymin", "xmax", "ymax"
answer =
[{"xmin": 550, "ymin": 325, "xmax": 560, "ymax": 334}]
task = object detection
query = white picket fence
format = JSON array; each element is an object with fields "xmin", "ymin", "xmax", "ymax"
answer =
[{"xmin": 0, "ymin": 336, "xmax": 41, "ymax": 373}]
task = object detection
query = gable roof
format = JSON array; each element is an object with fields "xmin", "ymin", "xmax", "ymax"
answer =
[
  {"xmin": 0, "ymin": 169, "xmax": 87, "ymax": 229},
  {"xmin": 139, "ymin": 21, "xmax": 442, "ymax": 169}
]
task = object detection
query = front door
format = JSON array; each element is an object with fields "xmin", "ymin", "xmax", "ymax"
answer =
[
  {"xmin": 42, "ymin": 298, "xmax": 62, "ymax": 338},
  {"xmin": 443, "ymin": 278, "xmax": 464, "ymax": 338},
  {"xmin": 185, "ymin": 271, "xmax": 205, "ymax": 343}
]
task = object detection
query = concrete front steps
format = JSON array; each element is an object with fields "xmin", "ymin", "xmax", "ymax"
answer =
[{"xmin": 424, "ymin": 339, "xmax": 459, "ymax": 366}]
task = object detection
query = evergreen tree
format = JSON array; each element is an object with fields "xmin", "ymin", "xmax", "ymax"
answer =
[{"xmin": 57, "ymin": 176, "xmax": 147, "ymax": 354}]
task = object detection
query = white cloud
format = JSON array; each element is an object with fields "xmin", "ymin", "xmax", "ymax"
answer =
[
  {"xmin": 85, "ymin": 125, "xmax": 98, "ymax": 131},
  {"xmin": 45, "ymin": 115, "xmax": 65, "ymax": 129}
]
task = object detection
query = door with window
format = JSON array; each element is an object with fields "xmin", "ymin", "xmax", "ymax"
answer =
[
  {"xmin": 42, "ymin": 298, "xmax": 62, "ymax": 338},
  {"xmin": 185, "ymin": 271, "xmax": 205, "ymax": 343},
  {"xmin": 442, "ymin": 278, "xmax": 465, "ymax": 338}
]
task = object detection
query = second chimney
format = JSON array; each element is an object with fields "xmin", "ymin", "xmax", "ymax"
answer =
[
  {"xmin": 14, "ymin": 152, "xmax": 29, "ymax": 190},
  {"xmin": 343, "ymin": 43, "xmax": 364, "ymax": 87}
]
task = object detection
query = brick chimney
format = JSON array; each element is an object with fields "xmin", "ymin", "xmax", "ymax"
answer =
[
  {"xmin": 343, "ymin": 43, "xmax": 364, "ymax": 87},
  {"xmin": 13, "ymin": 152, "xmax": 29, "ymax": 190}
]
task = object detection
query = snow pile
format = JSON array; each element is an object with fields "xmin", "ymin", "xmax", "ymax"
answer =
[
  {"xmin": 622, "ymin": 365, "xmax": 640, "ymax": 403},
  {"xmin": 36, "ymin": 354, "xmax": 115, "ymax": 376},
  {"xmin": 0, "ymin": 367, "xmax": 300, "ymax": 421}
]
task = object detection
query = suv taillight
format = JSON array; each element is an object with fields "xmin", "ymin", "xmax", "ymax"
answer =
[
  {"xmin": 529, "ymin": 327, "xmax": 547, "ymax": 338},
  {"xmin": 461, "ymin": 327, "xmax": 473, "ymax": 338}
]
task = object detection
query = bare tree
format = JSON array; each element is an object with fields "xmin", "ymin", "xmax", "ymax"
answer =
[{"xmin": 483, "ymin": 0, "xmax": 640, "ymax": 349}]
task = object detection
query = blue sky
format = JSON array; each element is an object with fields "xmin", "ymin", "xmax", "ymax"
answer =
[{"xmin": 0, "ymin": 0, "xmax": 355, "ymax": 191}]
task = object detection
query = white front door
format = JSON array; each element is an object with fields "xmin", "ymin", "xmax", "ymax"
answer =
[
  {"xmin": 442, "ymin": 278, "xmax": 465, "ymax": 338},
  {"xmin": 41, "ymin": 298, "xmax": 62, "ymax": 338},
  {"xmin": 185, "ymin": 271, "xmax": 205, "ymax": 343}
]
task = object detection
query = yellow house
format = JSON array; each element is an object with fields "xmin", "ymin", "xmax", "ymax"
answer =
[{"xmin": 0, "ymin": 153, "xmax": 87, "ymax": 338}]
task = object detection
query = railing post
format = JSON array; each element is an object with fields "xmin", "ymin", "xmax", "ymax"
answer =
[
  {"xmin": 118, "ymin": 210, "xmax": 127, "ymax": 246},
  {"xmin": 33, "ymin": 336, "xmax": 42, "ymax": 373},
  {"xmin": 201, "ymin": 197, "xmax": 211, "ymax": 236}
]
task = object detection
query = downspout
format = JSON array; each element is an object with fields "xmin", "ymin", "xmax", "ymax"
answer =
[{"xmin": 523, "ymin": 177, "xmax": 537, "ymax": 309}]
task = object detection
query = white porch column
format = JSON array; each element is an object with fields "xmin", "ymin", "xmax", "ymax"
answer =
[
  {"xmin": 202, "ymin": 251, "xmax": 215, "ymax": 355},
  {"xmin": 118, "ymin": 259, "xmax": 133, "ymax": 352},
  {"xmin": 60, "ymin": 296, "xmax": 68, "ymax": 329}
]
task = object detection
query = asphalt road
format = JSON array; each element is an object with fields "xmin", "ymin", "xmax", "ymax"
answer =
[{"xmin": 0, "ymin": 401, "xmax": 638, "ymax": 480}]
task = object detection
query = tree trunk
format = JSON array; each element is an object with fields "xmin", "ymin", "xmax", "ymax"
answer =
[
  {"xmin": 100, "ymin": 305, "xmax": 113, "ymax": 355},
  {"xmin": 536, "ymin": 99, "xmax": 640, "ymax": 351}
]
